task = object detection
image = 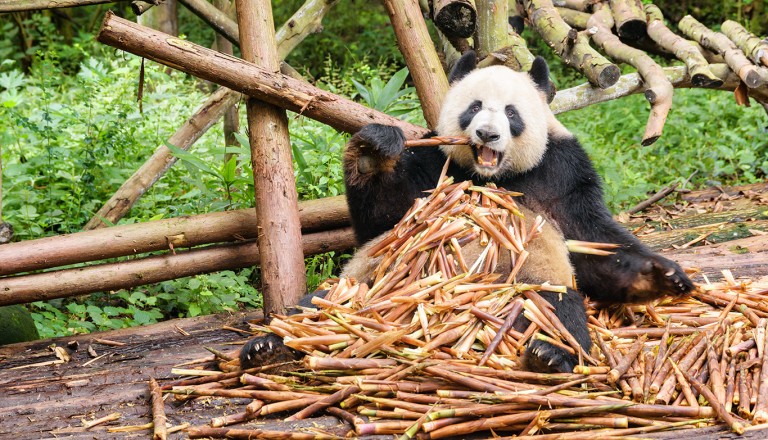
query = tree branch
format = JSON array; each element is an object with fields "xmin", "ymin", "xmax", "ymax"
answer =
[
  {"xmin": 588, "ymin": 4, "xmax": 672, "ymax": 145},
  {"xmin": 645, "ymin": 4, "xmax": 722, "ymax": 88},
  {"xmin": 382, "ymin": 0, "xmax": 450, "ymax": 128},
  {"xmin": 608, "ymin": 0, "xmax": 646, "ymax": 40},
  {"xmin": 0, "ymin": 0, "xmax": 127, "ymax": 12},
  {"xmin": 678, "ymin": 15, "xmax": 765, "ymax": 89},
  {"xmin": 235, "ymin": 0, "xmax": 305, "ymax": 313},
  {"xmin": 524, "ymin": 0, "xmax": 620, "ymax": 89},
  {"xmin": 721, "ymin": 20, "xmax": 768, "ymax": 68}
]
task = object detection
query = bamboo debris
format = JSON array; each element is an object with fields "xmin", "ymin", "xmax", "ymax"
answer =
[{"xmin": 149, "ymin": 178, "xmax": 768, "ymax": 438}]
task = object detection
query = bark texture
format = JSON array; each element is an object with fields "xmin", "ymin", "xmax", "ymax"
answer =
[
  {"xmin": 382, "ymin": 0, "xmax": 449, "ymax": 128},
  {"xmin": 679, "ymin": 15, "xmax": 765, "ymax": 89},
  {"xmin": 524, "ymin": 0, "xmax": 620, "ymax": 88},
  {"xmin": 0, "ymin": 0, "xmax": 125, "ymax": 11},
  {"xmin": 588, "ymin": 5, "xmax": 672, "ymax": 145},
  {"xmin": 0, "ymin": 228, "xmax": 355, "ymax": 307},
  {"xmin": 645, "ymin": 4, "xmax": 722, "ymax": 88},
  {"xmin": 433, "ymin": 0, "xmax": 477, "ymax": 38},
  {"xmin": 608, "ymin": 0, "xmax": 646, "ymax": 39},
  {"xmin": 235, "ymin": 0, "xmax": 305, "ymax": 314},
  {"xmin": 721, "ymin": 20, "xmax": 768, "ymax": 67}
]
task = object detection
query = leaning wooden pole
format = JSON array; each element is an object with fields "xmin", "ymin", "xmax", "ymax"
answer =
[
  {"xmin": 97, "ymin": 13, "xmax": 429, "ymax": 139},
  {"xmin": 235, "ymin": 0, "xmax": 305, "ymax": 314},
  {"xmin": 85, "ymin": 87, "xmax": 241, "ymax": 230},
  {"xmin": 0, "ymin": 228, "xmax": 356, "ymax": 307},
  {"xmin": 0, "ymin": 196, "xmax": 350, "ymax": 277},
  {"xmin": 381, "ymin": 0, "xmax": 449, "ymax": 128},
  {"xmin": 89, "ymin": 0, "xmax": 339, "ymax": 229}
]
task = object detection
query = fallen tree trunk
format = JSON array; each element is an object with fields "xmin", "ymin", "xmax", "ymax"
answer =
[
  {"xmin": 0, "ymin": 0, "xmax": 126, "ymax": 12},
  {"xmin": 0, "ymin": 227, "xmax": 356, "ymax": 307},
  {"xmin": 85, "ymin": 87, "xmax": 241, "ymax": 230},
  {"xmin": 97, "ymin": 12, "xmax": 429, "ymax": 140},
  {"xmin": 0, "ymin": 196, "xmax": 349, "ymax": 277}
]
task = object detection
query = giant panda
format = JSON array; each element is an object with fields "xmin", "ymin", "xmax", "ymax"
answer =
[{"xmin": 241, "ymin": 51, "xmax": 694, "ymax": 373}]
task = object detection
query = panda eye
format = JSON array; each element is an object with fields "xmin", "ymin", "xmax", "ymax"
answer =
[
  {"xmin": 506, "ymin": 108, "xmax": 515, "ymax": 118},
  {"xmin": 471, "ymin": 105, "xmax": 481, "ymax": 113}
]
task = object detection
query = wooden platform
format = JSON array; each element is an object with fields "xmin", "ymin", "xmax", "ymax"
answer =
[{"xmin": 1, "ymin": 183, "xmax": 767, "ymax": 439}]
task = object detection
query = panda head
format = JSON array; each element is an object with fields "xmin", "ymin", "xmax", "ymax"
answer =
[{"xmin": 437, "ymin": 51, "xmax": 558, "ymax": 177}]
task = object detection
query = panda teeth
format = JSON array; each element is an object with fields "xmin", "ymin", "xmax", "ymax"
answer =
[{"xmin": 477, "ymin": 145, "xmax": 499, "ymax": 167}]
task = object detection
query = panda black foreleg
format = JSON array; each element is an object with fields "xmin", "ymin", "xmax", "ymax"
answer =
[
  {"xmin": 239, "ymin": 290, "xmax": 329, "ymax": 369},
  {"xmin": 514, "ymin": 289, "xmax": 591, "ymax": 374}
]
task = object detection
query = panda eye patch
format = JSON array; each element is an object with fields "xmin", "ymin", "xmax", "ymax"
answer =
[{"xmin": 459, "ymin": 100, "xmax": 483, "ymax": 130}]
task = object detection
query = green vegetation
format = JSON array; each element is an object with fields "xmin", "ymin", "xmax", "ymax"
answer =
[{"xmin": 0, "ymin": 5, "xmax": 766, "ymax": 339}]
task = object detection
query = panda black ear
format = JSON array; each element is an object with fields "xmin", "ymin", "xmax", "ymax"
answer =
[
  {"xmin": 529, "ymin": 56, "xmax": 550, "ymax": 91},
  {"xmin": 529, "ymin": 56, "xmax": 556, "ymax": 102},
  {"xmin": 448, "ymin": 50, "xmax": 477, "ymax": 84}
]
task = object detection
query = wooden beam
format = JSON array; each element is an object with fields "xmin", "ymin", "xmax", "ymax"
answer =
[
  {"xmin": 0, "ymin": 196, "xmax": 349, "ymax": 277},
  {"xmin": 0, "ymin": 0, "xmax": 127, "ymax": 12},
  {"xmin": 97, "ymin": 12, "xmax": 429, "ymax": 140},
  {"xmin": 235, "ymin": 0, "xmax": 305, "ymax": 314},
  {"xmin": 0, "ymin": 228, "xmax": 355, "ymax": 307}
]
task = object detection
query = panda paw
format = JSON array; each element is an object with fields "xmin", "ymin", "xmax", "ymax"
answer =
[
  {"xmin": 625, "ymin": 253, "xmax": 695, "ymax": 303},
  {"xmin": 352, "ymin": 124, "xmax": 406, "ymax": 158},
  {"xmin": 239, "ymin": 333, "xmax": 303, "ymax": 370},
  {"xmin": 522, "ymin": 338, "xmax": 579, "ymax": 374}
]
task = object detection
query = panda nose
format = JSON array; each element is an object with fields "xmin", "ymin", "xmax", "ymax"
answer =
[{"xmin": 476, "ymin": 128, "xmax": 500, "ymax": 143}]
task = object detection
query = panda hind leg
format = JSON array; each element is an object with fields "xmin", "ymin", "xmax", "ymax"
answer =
[
  {"xmin": 239, "ymin": 290, "xmax": 329, "ymax": 370},
  {"xmin": 517, "ymin": 289, "xmax": 591, "ymax": 374}
]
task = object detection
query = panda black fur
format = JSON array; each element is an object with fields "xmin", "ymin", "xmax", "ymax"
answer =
[
  {"xmin": 343, "ymin": 52, "xmax": 693, "ymax": 305},
  {"xmin": 241, "ymin": 52, "xmax": 694, "ymax": 373}
]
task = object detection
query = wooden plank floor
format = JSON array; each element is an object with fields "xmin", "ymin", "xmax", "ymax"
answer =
[{"xmin": 1, "ymin": 183, "xmax": 766, "ymax": 439}]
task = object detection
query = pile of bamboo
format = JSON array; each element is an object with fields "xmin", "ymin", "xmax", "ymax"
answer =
[{"xmin": 159, "ymin": 177, "xmax": 768, "ymax": 439}]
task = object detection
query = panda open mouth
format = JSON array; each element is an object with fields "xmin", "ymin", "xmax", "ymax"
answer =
[{"xmin": 473, "ymin": 144, "xmax": 503, "ymax": 168}]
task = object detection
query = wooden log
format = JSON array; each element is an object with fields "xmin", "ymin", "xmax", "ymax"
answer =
[
  {"xmin": 678, "ymin": 15, "xmax": 765, "ymax": 89},
  {"xmin": 645, "ymin": 4, "xmax": 722, "ymax": 88},
  {"xmin": 721, "ymin": 20, "xmax": 768, "ymax": 68},
  {"xmin": 551, "ymin": 63, "xmax": 768, "ymax": 114},
  {"xmin": 84, "ymin": 87, "xmax": 241, "ymax": 230},
  {"xmin": 235, "ymin": 0, "xmax": 305, "ymax": 314},
  {"xmin": 97, "ymin": 12, "xmax": 429, "ymax": 140},
  {"xmin": 433, "ymin": 0, "xmax": 477, "ymax": 38},
  {"xmin": 0, "ymin": 0, "xmax": 127, "ymax": 12},
  {"xmin": 0, "ymin": 196, "xmax": 349, "ymax": 277},
  {"xmin": 0, "ymin": 227, "xmax": 356, "ymax": 307},
  {"xmin": 523, "ymin": 0, "xmax": 620, "ymax": 89},
  {"xmin": 555, "ymin": 6, "xmax": 590, "ymax": 29},
  {"xmin": 214, "ymin": 0, "xmax": 240, "ymax": 168},
  {"xmin": 588, "ymin": 4, "xmax": 672, "ymax": 145},
  {"xmin": 382, "ymin": 0, "xmax": 449, "ymax": 128},
  {"xmin": 608, "ymin": 0, "xmax": 647, "ymax": 40},
  {"xmin": 476, "ymin": 0, "xmax": 509, "ymax": 57}
]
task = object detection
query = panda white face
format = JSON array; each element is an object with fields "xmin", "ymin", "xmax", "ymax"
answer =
[{"xmin": 437, "ymin": 65, "xmax": 552, "ymax": 177}]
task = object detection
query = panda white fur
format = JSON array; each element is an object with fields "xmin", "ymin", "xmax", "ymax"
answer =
[{"xmin": 241, "ymin": 51, "xmax": 694, "ymax": 373}]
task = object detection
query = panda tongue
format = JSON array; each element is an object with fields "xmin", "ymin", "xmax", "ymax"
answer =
[{"xmin": 478, "ymin": 146, "xmax": 498, "ymax": 167}]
